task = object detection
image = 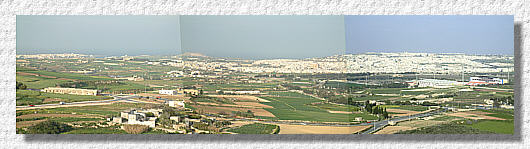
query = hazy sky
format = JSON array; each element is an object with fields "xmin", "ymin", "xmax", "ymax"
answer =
[
  {"xmin": 17, "ymin": 15, "xmax": 513, "ymax": 57},
  {"xmin": 17, "ymin": 16, "xmax": 181, "ymax": 56},
  {"xmin": 180, "ymin": 16, "xmax": 345, "ymax": 59},
  {"xmin": 345, "ymin": 15, "xmax": 514, "ymax": 55}
]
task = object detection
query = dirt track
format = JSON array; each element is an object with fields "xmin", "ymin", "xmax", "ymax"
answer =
[
  {"xmin": 446, "ymin": 112, "xmax": 505, "ymax": 120},
  {"xmin": 374, "ymin": 126, "xmax": 415, "ymax": 134},
  {"xmin": 273, "ymin": 124, "xmax": 371, "ymax": 134},
  {"xmin": 387, "ymin": 109, "xmax": 421, "ymax": 117}
]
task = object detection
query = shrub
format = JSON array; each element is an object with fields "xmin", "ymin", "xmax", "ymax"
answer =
[
  {"xmin": 122, "ymin": 124, "xmax": 149, "ymax": 134},
  {"xmin": 26, "ymin": 120, "xmax": 73, "ymax": 134}
]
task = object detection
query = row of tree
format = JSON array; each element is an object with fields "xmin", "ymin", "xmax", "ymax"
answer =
[{"xmin": 364, "ymin": 101, "xmax": 390, "ymax": 119}]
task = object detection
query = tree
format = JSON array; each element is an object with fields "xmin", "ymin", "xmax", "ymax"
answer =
[
  {"xmin": 16, "ymin": 81, "xmax": 27, "ymax": 90},
  {"xmin": 145, "ymin": 112, "xmax": 155, "ymax": 117},
  {"xmin": 365, "ymin": 101, "xmax": 372, "ymax": 113},
  {"xmin": 27, "ymin": 120, "xmax": 72, "ymax": 134},
  {"xmin": 383, "ymin": 108, "xmax": 389, "ymax": 119}
]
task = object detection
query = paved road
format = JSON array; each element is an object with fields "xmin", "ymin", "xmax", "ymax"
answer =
[
  {"xmin": 231, "ymin": 108, "xmax": 447, "ymax": 131},
  {"xmin": 359, "ymin": 108, "xmax": 447, "ymax": 134},
  {"xmin": 15, "ymin": 94, "xmax": 142, "ymax": 110}
]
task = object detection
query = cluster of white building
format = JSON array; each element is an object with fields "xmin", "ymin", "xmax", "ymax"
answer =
[
  {"xmin": 216, "ymin": 90, "xmax": 261, "ymax": 95},
  {"xmin": 407, "ymin": 76, "xmax": 508, "ymax": 88},
  {"xmin": 343, "ymin": 53, "xmax": 513, "ymax": 74},
  {"xmin": 112, "ymin": 109, "xmax": 163, "ymax": 128},
  {"xmin": 158, "ymin": 88, "xmax": 200, "ymax": 96},
  {"xmin": 148, "ymin": 52, "xmax": 513, "ymax": 75}
]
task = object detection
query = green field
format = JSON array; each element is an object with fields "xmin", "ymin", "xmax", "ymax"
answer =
[
  {"xmin": 260, "ymin": 92, "xmax": 377, "ymax": 122},
  {"xmin": 479, "ymin": 109, "xmax": 514, "ymax": 120},
  {"xmin": 312, "ymin": 103, "xmax": 359, "ymax": 112},
  {"xmin": 465, "ymin": 120, "xmax": 514, "ymax": 134},
  {"xmin": 16, "ymin": 89, "xmax": 112, "ymax": 106},
  {"xmin": 350, "ymin": 95, "xmax": 397, "ymax": 101},
  {"xmin": 227, "ymin": 123, "xmax": 278, "ymax": 134},
  {"xmin": 16, "ymin": 75, "xmax": 71, "ymax": 89},
  {"xmin": 395, "ymin": 123, "xmax": 493, "ymax": 134},
  {"xmin": 203, "ymin": 83, "xmax": 279, "ymax": 91},
  {"xmin": 267, "ymin": 91, "xmax": 315, "ymax": 98},
  {"xmin": 23, "ymin": 69, "xmax": 112, "ymax": 81},
  {"xmin": 62, "ymin": 127, "xmax": 127, "ymax": 134},
  {"xmin": 17, "ymin": 102, "xmax": 155, "ymax": 117},
  {"xmin": 368, "ymin": 88, "xmax": 408, "ymax": 94}
]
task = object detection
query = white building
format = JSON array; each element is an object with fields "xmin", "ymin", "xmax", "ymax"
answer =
[
  {"xmin": 159, "ymin": 90, "xmax": 178, "ymax": 95},
  {"xmin": 42, "ymin": 87, "xmax": 99, "ymax": 96},
  {"xmin": 468, "ymin": 76, "xmax": 508, "ymax": 85},
  {"xmin": 168, "ymin": 100, "xmax": 185, "ymax": 108},
  {"xmin": 234, "ymin": 91, "xmax": 261, "ymax": 94},
  {"xmin": 417, "ymin": 79, "xmax": 460, "ymax": 88},
  {"xmin": 118, "ymin": 109, "xmax": 158, "ymax": 128}
]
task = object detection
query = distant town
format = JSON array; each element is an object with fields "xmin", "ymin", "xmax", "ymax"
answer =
[{"xmin": 16, "ymin": 52, "xmax": 514, "ymax": 134}]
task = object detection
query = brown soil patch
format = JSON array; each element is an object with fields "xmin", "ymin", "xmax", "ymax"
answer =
[
  {"xmin": 43, "ymin": 98, "xmax": 64, "ymax": 103},
  {"xmin": 328, "ymin": 110, "xmax": 351, "ymax": 114},
  {"xmin": 206, "ymin": 95, "xmax": 270, "ymax": 102},
  {"xmin": 234, "ymin": 102, "xmax": 274, "ymax": 108},
  {"xmin": 466, "ymin": 111, "xmax": 493, "ymax": 115},
  {"xmin": 194, "ymin": 102, "xmax": 273, "ymax": 109},
  {"xmin": 387, "ymin": 109, "xmax": 421, "ymax": 117},
  {"xmin": 16, "ymin": 72, "xmax": 56, "ymax": 78},
  {"xmin": 228, "ymin": 121, "xmax": 254, "ymax": 128},
  {"xmin": 17, "ymin": 114, "xmax": 93, "ymax": 119},
  {"xmin": 16, "ymin": 119, "xmax": 47, "ymax": 128},
  {"xmin": 397, "ymin": 120, "xmax": 446, "ymax": 128},
  {"xmin": 251, "ymin": 109, "xmax": 276, "ymax": 117},
  {"xmin": 192, "ymin": 105, "xmax": 276, "ymax": 117},
  {"xmin": 446, "ymin": 112, "xmax": 505, "ymax": 120},
  {"xmin": 375, "ymin": 126, "xmax": 415, "ymax": 134},
  {"xmin": 272, "ymin": 124, "xmax": 370, "ymax": 134}
]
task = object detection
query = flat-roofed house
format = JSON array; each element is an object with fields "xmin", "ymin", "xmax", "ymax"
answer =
[{"xmin": 42, "ymin": 87, "xmax": 99, "ymax": 96}]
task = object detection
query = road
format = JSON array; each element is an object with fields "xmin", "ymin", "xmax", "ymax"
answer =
[
  {"xmin": 359, "ymin": 108, "xmax": 447, "ymax": 134},
  {"xmin": 231, "ymin": 108, "xmax": 447, "ymax": 132},
  {"xmin": 15, "ymin": 94, "xmax": 144, "ymax": 110}
]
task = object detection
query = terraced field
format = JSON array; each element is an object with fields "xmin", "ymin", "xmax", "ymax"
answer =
[{"xmin": 260, "ymin": 92, "xmax": 377, "ymax": 122}]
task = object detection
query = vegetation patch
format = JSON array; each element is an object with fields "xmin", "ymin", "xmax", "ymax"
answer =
[{"xmin": 227, "ymin": 123, "xmax": 278, "ymax": 134}]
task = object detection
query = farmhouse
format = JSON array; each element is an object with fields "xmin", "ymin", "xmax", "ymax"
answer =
[
  {"xmin": 168, "ymin": 100, "xmax": 186, "ymax": 108},
  {"xmin": 42, "ymin": 87, "xmax": 99, "ymax": 96},
  {"xmin": 113, "ymin": 109, "xmax": 162, "ymax": 128},
  {"xmin": 159, "ymin": 90, "xmax": 178, "ymax": 95}
]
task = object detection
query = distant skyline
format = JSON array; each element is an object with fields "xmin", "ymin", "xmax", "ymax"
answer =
[
  {"xmin": 17, "ymin": 16, "xmax": 181, "ymax": 56},
  {"xmin": 180, "ymin": 16, "xmax": 345, "ymax": 59},
  {"xmin": 345, "ymin": 15, "xmax": 514, "ymax": 55}
]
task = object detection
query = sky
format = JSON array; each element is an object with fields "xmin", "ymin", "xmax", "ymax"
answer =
[
  {"xmin": 180, "ymin": 15, "xmax": 345, "ymax": 59},
  {"xmin": 345, "ymin": 15, "xmax": 514, "ymax": 55},
  {"xmin": 16, "ymin": 15, "xmax": 513, "ymax": 58},
  {"xmin": 17, "ymin": 16, "xmax": 181, "ymax": 56}
]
